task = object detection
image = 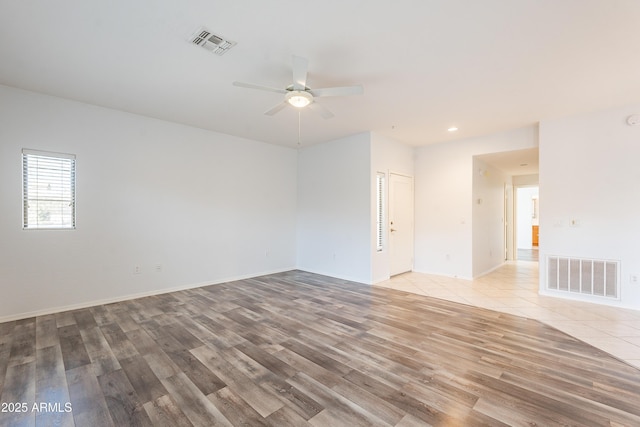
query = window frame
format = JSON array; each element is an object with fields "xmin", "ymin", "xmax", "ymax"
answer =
[{"xmin": 22, "ymin": 149, "xmax": 76, "ymax": 230}]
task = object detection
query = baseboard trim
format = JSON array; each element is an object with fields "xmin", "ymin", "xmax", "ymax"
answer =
[
  {"xmin": 0, "ymin": 267, "xmax": 296, "ymax": 323},
  {"xmin": 472, "ymin": 262, "xmax": 506, "ymax": 279},
  {"xmin": 295, "ymin": 268, "xmax": 370, "ymax": 285},
  {"xmin": 411, "ymin": 268, "xmax": 473, "ymax": 281}
]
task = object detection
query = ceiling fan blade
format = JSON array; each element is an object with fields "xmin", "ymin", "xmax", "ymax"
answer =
[
  {"xmin": 311, "ymin": 85, "xmax": 364, "ymax": 98},
  {"xmin": 308, "ymin": 102, "xmax": 334, "ymax": 120},
  {"xmin": 264, "ymin": 102, "xmax": 289, "ymax": 116},
  {"xmin": 292, "ymin": 55, "xmax": 308, "ymax": 90},
  {"xmin": 233, "ymin": 81, "xmax": 287, "ymax": 94}
]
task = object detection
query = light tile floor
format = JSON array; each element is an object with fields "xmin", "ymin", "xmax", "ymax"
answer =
[{"xmin": 375, "ymin": 261, "xmax": 640, "ymax": 369}]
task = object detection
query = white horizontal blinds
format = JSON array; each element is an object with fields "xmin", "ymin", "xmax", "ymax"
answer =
[
  {"xmin": 22, "ymin": 149, "xmax": 76, "ymax": 229},
  {"xmin": 376, "ymin": 172, "xmax": 385, "ymax": 251}
]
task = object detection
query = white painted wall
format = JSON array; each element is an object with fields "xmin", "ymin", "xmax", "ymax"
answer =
[
  {"xmin": 0, "ymin": 85, "xmax": 298, "ymax": 321},
  {"xmin": 414, "ymin": 141, "xmax": 473, "ymax": 278},
  {"xmin": 539, "ymin": 103, "xmax": 640, "ymax": 310},
  {"xmin": 414, "ymin": 126, "xmax": 538, "ymax": 279},
  {"xmin": 370, "ymin": 133, "xmax": 414, "ymax": 283},
  {"xmin": 296, "ymin": 133, "xmax": 372, "ymax": 283},
  {"xmin": 472, "ymin": 158, "xmax": 509, "ymax": 277}
]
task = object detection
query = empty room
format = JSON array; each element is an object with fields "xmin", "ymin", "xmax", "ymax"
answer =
[{"xmin": 1, "ymin": 1, "xmax": 640, "ymax": 426}]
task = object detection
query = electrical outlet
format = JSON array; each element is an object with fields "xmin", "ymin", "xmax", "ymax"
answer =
[
  {"xmin": 155, "ymin": 264, "xmax": 162, "ymax": 273},
  {"xmin": 631, "ymin": 274, "xmax": 639, "ymax": 284},
  {"xmin": 133, "ymin": 265, "xmax": 141, "ymax": 275}
]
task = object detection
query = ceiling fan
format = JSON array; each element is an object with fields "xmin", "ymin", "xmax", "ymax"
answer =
[{"xmin": 233, "ymin": 55, "xmax": 363, "ymax": 119}]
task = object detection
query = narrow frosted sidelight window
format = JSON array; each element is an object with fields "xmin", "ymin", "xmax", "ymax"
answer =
[
  {"xmin": 22, "ymin": 149, "xmax": 76, "ymax": 230},
  {"xmin": 376, "ymin": 172, "xmax": 385, "ymax": 251}
]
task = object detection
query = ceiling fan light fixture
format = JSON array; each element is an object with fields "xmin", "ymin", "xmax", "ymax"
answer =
[{"xmin": 286, "ymin": 91, "xmax": 313, "ymax": 108}]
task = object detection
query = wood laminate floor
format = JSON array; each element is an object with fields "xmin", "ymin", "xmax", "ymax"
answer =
[
  {"xmin": 378, "ymin": 262, "xmax": 640, "ymax": 368},
  {"xmin": 1, "ymin": 270, "xmax": 640, "ymax": 426}
]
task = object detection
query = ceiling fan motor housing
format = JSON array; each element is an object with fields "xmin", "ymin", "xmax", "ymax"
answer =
[{"xmin": 286, "ymin": 90, "xmax": 313, "ymax": 108}]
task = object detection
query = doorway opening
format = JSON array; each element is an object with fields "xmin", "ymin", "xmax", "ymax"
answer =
[
  {"xmin": 515, "ymin": 186, "xmax": 539, "ymax": 262},
  {"xmin": 474, "ymin": 147, "xmax": 538, "ymax": 265}
]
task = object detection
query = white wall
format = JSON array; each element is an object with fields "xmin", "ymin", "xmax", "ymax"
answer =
[
  {"xmin": 539, "ymin": 103, "xmax": 640, "ymax": 310},
  {"xmin": 296, "ymin": 131, "xmax": 413, "ymax": 284},
  {"xmin": 414, "ymin": 126, "xmax": 538, "ymax": 279},
  {"xmin": 0, "ymin": 85, "xmax": 298, "ymax": 321},
  {"xmin": 370, "ymin": 133, "xmax": 414, "ymax": 283},
  {"xmin": 472, "ymin": 158, "xmax": 509, "ymax": 277},
  {"xmin": 296, "ymin": 133, "xmax": 372, "ymax": 283}
]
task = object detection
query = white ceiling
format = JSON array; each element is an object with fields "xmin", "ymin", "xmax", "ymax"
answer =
[
  {"xmin": 1, "ymin": 0, "xmax": 640, "ymax": 150},
  {"xmin": 476, "ymin": 148, "xmax": 539, "ymax": 176}
]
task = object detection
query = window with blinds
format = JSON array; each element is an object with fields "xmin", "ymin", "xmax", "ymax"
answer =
[
  {"xmin": 376, "ymin": 172, "xmax": 385, "ymax": 251},
  {"xmin": 22, "ymin": 149, "xmax": 76, "ymax": 230}
]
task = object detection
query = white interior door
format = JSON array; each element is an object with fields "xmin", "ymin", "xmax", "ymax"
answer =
[{"xmin": 389, "ymin": 173, "xmax": 414, "ymax": 276}]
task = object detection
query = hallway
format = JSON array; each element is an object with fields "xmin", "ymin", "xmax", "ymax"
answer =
[
  {"xmin": 376, "ymin": 261, "xmax": 640, "ymax": 369},
  {"xmin": 517, "ymin": 248, "xmax": 538, "ymax": 262}
]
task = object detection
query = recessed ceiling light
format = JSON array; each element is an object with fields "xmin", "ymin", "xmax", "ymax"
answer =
[{"xmin": 448, "ymin": 127, "xmax": 458, "ymax": 132}]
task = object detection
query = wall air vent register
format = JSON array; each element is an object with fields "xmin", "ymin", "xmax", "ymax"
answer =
[
  {"xmin": 189, "ymin": 27, "xmax": 236, "ymax": 56},
  {"xmin": 547, "ymin": 256, "xmax": 619, "ymax": 300}
]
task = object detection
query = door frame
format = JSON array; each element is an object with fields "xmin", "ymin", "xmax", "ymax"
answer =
[
  {"xmin": 504, "ymin": 183, "xmax": 515, "ymax": 261},
  {"xmin": 388, "ymin": 172, "xmax": 415, "ymax": 276}
]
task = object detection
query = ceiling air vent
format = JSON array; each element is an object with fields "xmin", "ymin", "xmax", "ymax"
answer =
[{"xmin": 189, "ymin": 27, "xmax": 236, "ymax": 56}]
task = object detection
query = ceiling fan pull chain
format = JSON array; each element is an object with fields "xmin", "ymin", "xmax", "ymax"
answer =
[{"xmin": 298, "ymin": 110, "xmax": 301, "ymax": 146}]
